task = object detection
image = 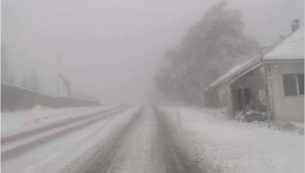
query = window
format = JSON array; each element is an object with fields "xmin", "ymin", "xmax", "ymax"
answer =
[{"xmin": 283, "ymin": 74, "xmax": 304, "ymax": 96}]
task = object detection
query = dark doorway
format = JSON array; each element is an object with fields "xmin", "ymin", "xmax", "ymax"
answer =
[{"xmin": 233, "ymin": 88, "xmax": 250, "ymax": 111}]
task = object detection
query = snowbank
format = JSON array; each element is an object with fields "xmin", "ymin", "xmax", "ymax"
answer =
[
  {"xmin": 198, "ymin": 107, "xmax": 304, "ymax": 135},
  {"xmin": 163, "ymin": 107, "xmax": 304, "ymax": 173},
  {"xmin": 1, "ymin": 105, "xmax": 111, "ymax": 136}
]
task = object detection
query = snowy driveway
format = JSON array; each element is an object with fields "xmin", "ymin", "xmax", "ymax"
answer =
[{"xmin": 1, "ymin": 106, "xmax": 304, "ymax": 173}]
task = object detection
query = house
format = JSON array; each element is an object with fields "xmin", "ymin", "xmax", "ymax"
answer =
[{"xmin": 203, "ymin": 21, "xmax": 304, "ymax": 122}]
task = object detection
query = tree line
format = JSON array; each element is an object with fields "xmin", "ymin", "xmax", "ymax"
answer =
[{"xmin": 154, "ymin": 2, "xmax": 257, "ymax": 104}]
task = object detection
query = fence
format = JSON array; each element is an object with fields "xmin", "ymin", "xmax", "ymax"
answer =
[{"xmin": 1, "ymin": 83, "xmax": 101, "ymax": 111}]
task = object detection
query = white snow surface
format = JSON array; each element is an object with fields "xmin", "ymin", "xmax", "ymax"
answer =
[
  {"xmin": 264, "ymin": 26, "xmax": 304, "ymax": 61},
  {"xmin": 163, "ymin": 107, "xmax": 304, "ymax": 173},
  {"xmin": 2, "ymin": 106, "xmax": 303, "ymax": 173},
  {"xmin": 207, "ymin": 54, "xmax": 261, "ymax": 89},
  {"xmin": 1, "ymin": 105, "xmax": 113, "ymax": 136},
  {"xmin": 1, "ymin": 106, "xmax": 138, "ymax": 173}
]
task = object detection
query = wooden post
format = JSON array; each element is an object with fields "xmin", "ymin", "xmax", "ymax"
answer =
[
  {"xmin": 240, "ymin": 80, "xmax": 246, "ymax": 110},
  {"xmin": 232, "ymin": 83, "xmax": 237, "ymax": 113},
  {"xmin": 263, "ymin": 63, "xmax": 270, "ymax": 121},
  {"xmin": 230, "ymin": 84, "xmax": 236, "ymax": 117}
]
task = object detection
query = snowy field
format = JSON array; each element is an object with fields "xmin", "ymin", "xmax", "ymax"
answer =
[{"xmin": 1, "ymin": 105, "xmax": 304, "ymax": 173}]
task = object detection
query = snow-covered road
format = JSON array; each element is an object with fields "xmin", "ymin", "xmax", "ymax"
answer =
[{"xmin": 1, "ymin": 106, "xmax": 304, "ymax": 173}]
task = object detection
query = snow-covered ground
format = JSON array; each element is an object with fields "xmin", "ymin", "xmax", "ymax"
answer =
[
  {"xmin": 1, "ymin": 105, "xmax": 303, "ymax": 173},
  {"xmin": 1, "ymin": 105, "xmax": 137, "ymax": 173},
  {"xmin": 15, "ymin": 107, "xmax": 140, "ymax": 173},
  {"xmin": 162, "ymin": 107, "xmax": 304, "ymax": 173},
  {"xmin": 1, "ymin": 105, "xmax": 113, "ymax": 136}
]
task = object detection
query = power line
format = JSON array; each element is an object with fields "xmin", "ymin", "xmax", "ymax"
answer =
[
  {"xmin": 277, "ymin": 37, "xmax": 304, "ymax": 46},
  {"xmin": 257, "ymin": 0, "xmax": 299, "ymax": 33}
]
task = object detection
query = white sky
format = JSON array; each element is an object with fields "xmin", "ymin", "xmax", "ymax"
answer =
[{"xmin": 2, "ymin": 0, "xmax": 304, "ymax": 103}]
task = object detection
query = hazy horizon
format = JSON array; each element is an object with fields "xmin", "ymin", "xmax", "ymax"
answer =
[{"xmin": 2, "ymin": 0, "xmax": 304, "ymax": 103}]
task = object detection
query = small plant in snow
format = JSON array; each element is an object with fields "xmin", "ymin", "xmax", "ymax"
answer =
[{"xmin": 236, "ymin": 99, "xmax": 269, "ymax": 122}]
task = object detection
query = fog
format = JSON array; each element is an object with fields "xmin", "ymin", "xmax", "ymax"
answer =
[{"xmin": 2, "ymin": 0, "xmax": 304, "ymax": 104}]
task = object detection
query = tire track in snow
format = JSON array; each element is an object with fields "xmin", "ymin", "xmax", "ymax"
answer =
[
  {"xmin": 28, "ymin": 108, "xmax": 131, "ymax": 173},
  {"xmin": 1, "ymin": 108, "xmax": 128, "ymax": 162},
  {"xmin": 153, "ymin": 107, "xmax": 203, "ymax": 173},
  {"xmin": 1, "ymin": 106, "xmax": 123, "ymax": 145},
  {"xmin": 74, "ymin": 107, "xmax": 143, "ymax": 173}
]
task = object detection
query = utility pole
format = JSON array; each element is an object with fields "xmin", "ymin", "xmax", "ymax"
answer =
[
  {"xmin": 57, "ymin": 54, "xmax": 60, "ymax": 96},
  {"xmin": 260, "ymin": 47, "xmax": 270, "ymax": 121}
]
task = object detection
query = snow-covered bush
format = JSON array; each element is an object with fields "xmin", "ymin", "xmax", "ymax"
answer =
[{"xmin": 235, "ymin": 99, "xmax": 269, "ymax": 122}]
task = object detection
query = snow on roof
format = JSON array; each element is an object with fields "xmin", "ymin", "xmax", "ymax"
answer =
[
  {"xmin": 207, "ymin": 54, "xmax": 261, "ymax": 90},
  {"xmin": 204, "ymin": 27, "xmax": 304, "ymax": 92},
  {"xmin": 264, "ymin": 27, "xmax": 304, "ymax": 61}
]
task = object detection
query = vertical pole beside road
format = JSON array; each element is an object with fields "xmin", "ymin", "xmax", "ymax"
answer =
[{"xmin": 57, "ymin": 54, "xmax": 60, "ymax": 96}]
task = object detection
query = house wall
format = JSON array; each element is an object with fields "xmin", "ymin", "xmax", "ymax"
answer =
[
  {"xmin": 224, "ymin": 68, "xmax": 265, "ymax": 115},
  {"xmin": 210, "ymin": 68, "xmax": 265, "ymax": 117},
  {"xmin": 268, "ymin": 62, "xmax": 304, "ymax": 122},
  {"xmin": 205, "ymin": 61, "xmax": 303, "ymax": 122}
]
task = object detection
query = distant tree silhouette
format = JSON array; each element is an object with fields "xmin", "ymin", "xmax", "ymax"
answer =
[{"xmin": 154, "ymin": 1, "xmax": 257, "ymax": 104}]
